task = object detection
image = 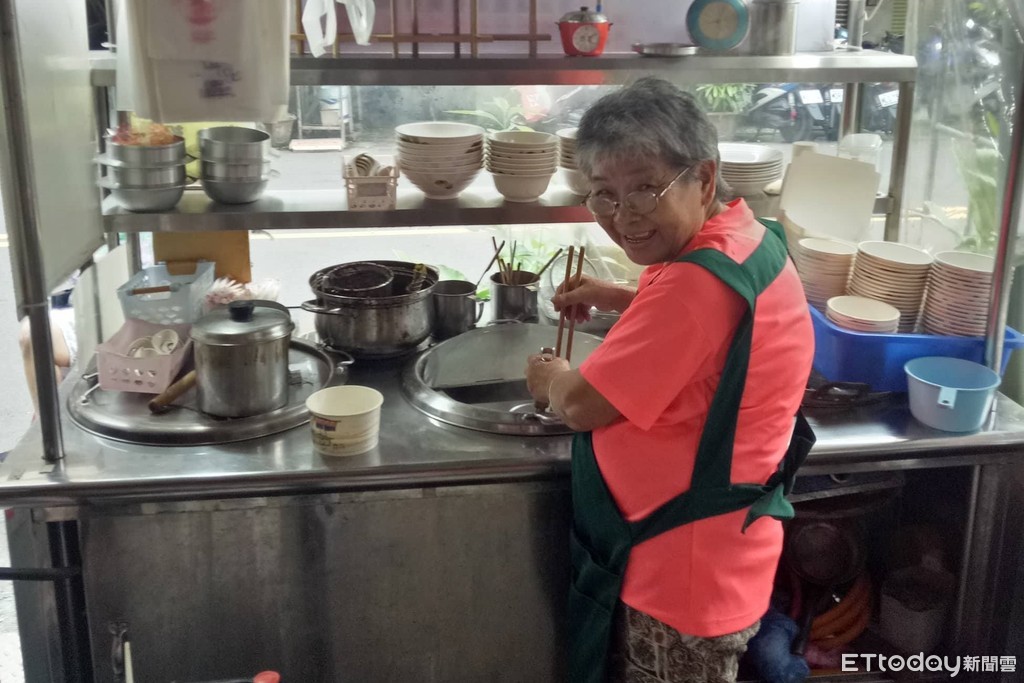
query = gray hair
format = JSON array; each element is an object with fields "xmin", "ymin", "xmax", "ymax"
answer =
[{"xmin": 575, "ymin": 78, "xmax": 730, "ymax": 200}]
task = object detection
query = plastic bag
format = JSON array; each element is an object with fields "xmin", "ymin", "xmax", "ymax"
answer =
[{"xmin": 302, "ymin": 0, "xmax": 338, "ymax": 57}]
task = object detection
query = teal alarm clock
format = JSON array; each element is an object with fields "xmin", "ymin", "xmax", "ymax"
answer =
[{"xmin": 686, "ymin": 0, "xmax": 750, "ymax": 51}]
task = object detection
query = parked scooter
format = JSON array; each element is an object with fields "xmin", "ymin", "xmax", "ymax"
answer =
[{"xmin": 745, "ymin": 83, "xmax": 841, "ymax": 142}]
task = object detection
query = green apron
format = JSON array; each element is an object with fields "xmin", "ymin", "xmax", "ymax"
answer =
[{"xmin": 568, "ymin": 218, "xmax": 816, "ymax": 683}]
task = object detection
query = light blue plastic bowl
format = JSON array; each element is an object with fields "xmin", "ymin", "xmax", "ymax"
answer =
[{"xmin": 904, "ymin": 357, "xmax": 1001, "ymax": 432}]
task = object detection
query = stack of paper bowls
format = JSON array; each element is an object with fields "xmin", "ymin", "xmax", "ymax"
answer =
[
  {"xmin": 826, "ymin": 295, "xmax": 901, "ymax": 333},
  {"xmin": 557, "ymin": 127, "xmax": 589, "ymax": 196},
  {"xmin": 922, "ymin": 251, "xmax": 995, "ymax": 336},
  {"xmin": 486, "ymin": 131, "xmax": 558, "ymax": 203},
  {"xmin": 848, "ymin": 241, "xmax": 933, "ymax": 333},
  {"xmin": 396, "ymin": 122, "xmax": 485, "ymax": 199},
  {"xmin": 719, "ymin": 143, "xmax": 784, "ymax": 196},
  {"xmin": 793, "ymin": 237, "xmax": 856, "ymax": 311}
]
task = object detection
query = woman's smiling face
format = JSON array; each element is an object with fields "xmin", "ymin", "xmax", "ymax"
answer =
[{"xmin": 587, "ymin": 156, "xmax": 716, "ymax": 265}]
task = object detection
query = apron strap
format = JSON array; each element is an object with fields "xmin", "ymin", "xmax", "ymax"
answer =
[{"xmin": 630, "ymin": 218, "xmax": 804, "ymax": 544}]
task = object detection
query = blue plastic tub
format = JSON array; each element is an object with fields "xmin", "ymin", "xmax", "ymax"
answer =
[
  {"xmin": 905, "ymin": 357, "xmax": 1000, "ymax": 432},
  {"xmin": 809, "ymin": 305, "xmax": 1024, "ymax": 392}
]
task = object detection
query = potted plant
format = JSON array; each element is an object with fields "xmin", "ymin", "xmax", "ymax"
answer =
[{"xmin": 694, "ymin": 83, "xmax": 755, "ymax": 141}]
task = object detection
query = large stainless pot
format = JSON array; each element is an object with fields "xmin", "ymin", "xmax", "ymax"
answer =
[
  {"xmin": 304, "ymin": 261, "xmax": 438, "ymax": 358},
  {"xmin": 191, "ymin": 300, "xmax": 294, "ymax": 417}
]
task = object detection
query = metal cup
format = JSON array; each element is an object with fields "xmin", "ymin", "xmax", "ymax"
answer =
[
  {"xmin": 490, "ymin": 270, "xmax": 539, "ymax": 322},
  {"xmin": 432, "ymin": 280, "xmax": 484, "ymax": 339}
]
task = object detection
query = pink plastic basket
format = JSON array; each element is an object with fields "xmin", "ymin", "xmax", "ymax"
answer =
[{"xmin": 95, "ymin": 319, "xmax": 193, "ymax": 394}]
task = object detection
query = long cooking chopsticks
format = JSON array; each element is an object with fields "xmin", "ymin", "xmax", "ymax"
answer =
[{"xmin": 554, "ymin": 245, "xmax": 586, "ymax": 361}]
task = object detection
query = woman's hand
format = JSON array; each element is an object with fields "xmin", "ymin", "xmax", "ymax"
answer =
[
  {"xmin": 552, "ymin": 275, "xmax": 636, "ymax": 323},
  {"xmin": 525, "ymin": 353, "xmax": 570, "ymax": 404}
]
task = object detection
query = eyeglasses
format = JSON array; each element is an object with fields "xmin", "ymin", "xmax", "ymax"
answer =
[{"xmin": 584, "ymin": 166, "xmax": 693, "ymax": 218}]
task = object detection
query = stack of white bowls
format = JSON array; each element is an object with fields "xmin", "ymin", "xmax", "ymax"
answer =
[
  {"xmin": 199, "ymin": 127, "xmax": 273, "ymax": 204},
  {"xmin": 486, "ymin": 131, "xmax": 558, "ymax": 203},
  {"xmin": 719, "ymin": 143, "xmax": 784, "ymax": 196},
  {"xmin": 826, "ymin": 295, "xmax": 901, "ymax": 333},
  {"xmin": 396, "ymin": 122, "xmax": 485, "ymax": 200},
  {"xmin": 793, "ymin": 237, "xmax": 856, "ymax": 311},
  {"xmin": 96, "ymin": 135, "xmax": 189, "ymax": 212},
  {"xmin": 922, "ymin": 251, "xmax": 995, "ymax": 337},
  {"xmin": 557, "ymin": 127, "xmax": 589, "ymax": 196},
  {"xmin": 847, "ymin": 241, "xmax": 933, "ymax": 333}
]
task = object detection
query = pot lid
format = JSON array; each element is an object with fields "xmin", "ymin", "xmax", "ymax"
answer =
[
  {"xmin": 558, "ymin": 6, "xmax": 609, "ymax": 23},
  {"xmin": 192, "ymin": 300, "xmax": 294, "ymax": 346}
]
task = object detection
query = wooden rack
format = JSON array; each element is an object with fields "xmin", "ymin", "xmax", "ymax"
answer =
[{"xmin": 290, "ymin": 0, "xmax": 550, "ymax": 58}]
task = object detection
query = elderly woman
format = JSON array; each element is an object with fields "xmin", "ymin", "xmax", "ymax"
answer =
[{"xmin": 525, "ymin": 78, "xmax": 815, "ymax": 683}]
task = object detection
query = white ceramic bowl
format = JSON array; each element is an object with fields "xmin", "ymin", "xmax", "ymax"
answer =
[
  {"xmin": 487, "ymin": 131, "xmax": 558, "ymax": 148},
  {"xmin": 396, "ymin": 121, "xmax": 486, "ymax": 143},
  {"xmin": 307, "ymin": 385, "xmax": 384, "ymax": 457},
  {"xmin": 486, "ymin": 157, "xmax": 558, "ymax": 170},
  {"xmin": 934, "ymin": 251, "xmax": 995, "ymax": 274},
  {"xmin": 562, "ymin": 167, "xmax": 589, "ymax": 196},
  {"xmin": 492, "ymin": 171, "xmax": 554, "ymax": 203},
  {"xmin": 488, "ymin": 165, "xmax": 558, "ymax": 177},
  {"xmin": 403, "ymin": 169, "xmax": 480, "ymax": 199},
  {"xmin": 402, "ymin": 157, "xmax": 483, "ymax": 172},
  {"xmin": 858, "ymin": 241, "xmax": 934, "ymax": 267},
  {"xmin": 827, "ymin": 295, "xmax": 901, "ymax": 323}
]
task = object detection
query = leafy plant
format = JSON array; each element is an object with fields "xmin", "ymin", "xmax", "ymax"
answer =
[
  {"xmin": 694, "ymin": 83, "xmax": 755, "ymax": 114},
  {"xmin": 954, "ymin": 143, "xmax": 1000, "ymax": 254},
  {"xmin": 446, "ymin": 97, "xmax": 534, "ymax": 132}
]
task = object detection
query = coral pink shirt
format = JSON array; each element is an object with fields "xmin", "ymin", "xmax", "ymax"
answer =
[{"xmin": 579, "ymin": 200, "xmax": 813, "ymax": 637}]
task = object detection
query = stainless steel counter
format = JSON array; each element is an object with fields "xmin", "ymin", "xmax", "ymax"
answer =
[{"xmin": 3, "ymin": 354, "xmax": 1024, "ymax": 506}]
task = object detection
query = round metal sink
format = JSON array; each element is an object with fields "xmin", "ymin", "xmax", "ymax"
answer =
[{"xmin": 401, "ymin": 324, "xmax": 604, "ymax": 436}]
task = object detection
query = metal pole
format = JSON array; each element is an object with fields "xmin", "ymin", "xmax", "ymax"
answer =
[
  {"xmin": 840, "ymin": 83, "xmax": 862, "ymax": 138},
  {"xmin": 884, "ymin": 81, "xmax": 915, "ymax": 241},
  {"xmin": 0, "ymin": 0, "xmax": 64, "ymax": 461},
  {"xmin": 985, "ymin": 52, "xmax": 1024, "ymax": 371}
]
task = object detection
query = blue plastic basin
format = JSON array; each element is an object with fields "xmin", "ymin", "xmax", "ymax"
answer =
[{"xmin": 904, "ymin": 357, "xmax": 1001, "ymax": 432}]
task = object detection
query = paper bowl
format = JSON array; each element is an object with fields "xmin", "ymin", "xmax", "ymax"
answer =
[{"xmin": 307, "ymin": 385, "xmax": 384, "ymax": 457}]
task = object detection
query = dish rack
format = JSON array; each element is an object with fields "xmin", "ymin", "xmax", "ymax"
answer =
[
  {"xmin": 117, "ymin": 261, "xmax": 215, "ymax": 324},
  {"xmin": 95, "ymin": 319, "xmax": 193, "ymax": 394},
  {"xmin": 343, "ymin": 155, "xmax": 398, "ymax": 211}
]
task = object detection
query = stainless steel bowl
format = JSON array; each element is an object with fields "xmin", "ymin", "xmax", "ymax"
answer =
[
  {"xmin": 199, "ymin": 126, "xmax": 271, "ymax": 162},
  {"xmin": 98, "ymin": 178, "xmax": 185, "ymax": 212},
  {"xmin": 105, "ymin": 163, "xmax": 188, "ymax": 188},
  {"xmin": 105, "ymin": 136, "xmax": 186, "ymax": 165},
  {"xmin": 201, "ymin": 177, "xmax": 269, "ymax": 204},
  {"xmin": 200, "ymin": 159, "xmax": 271, "ymax": 181}
]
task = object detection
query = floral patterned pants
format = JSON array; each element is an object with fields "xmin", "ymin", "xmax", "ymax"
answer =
[{"xmin": 607, "ymin": 602, "xmax": 760, "ymax": 683}]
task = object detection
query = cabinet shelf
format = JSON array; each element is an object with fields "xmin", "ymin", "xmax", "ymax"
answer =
[
  {"xmin": 90, "ymin": 49, "xmax": 917, "ymax": 88},
  {"xmin": 102, "ymin": 176, "xmax": 592, "ymax": 232}
]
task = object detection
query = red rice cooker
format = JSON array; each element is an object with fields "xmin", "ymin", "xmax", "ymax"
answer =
[{"xmin": 557, "ymin": 6, "xmax": 612, "ymax": 57}]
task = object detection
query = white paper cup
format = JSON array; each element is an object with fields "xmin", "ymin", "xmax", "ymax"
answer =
[{"xmin": 306, "ymin": 385, "xmax": 384, "ymax": 457}]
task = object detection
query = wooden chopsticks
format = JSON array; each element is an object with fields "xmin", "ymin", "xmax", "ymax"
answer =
[{"xmin": 554, "ymin": 245, "xmax": 586, "ymax": 361}]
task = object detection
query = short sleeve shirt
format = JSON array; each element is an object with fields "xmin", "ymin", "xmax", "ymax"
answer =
[{"xmin": 579, "ymin": 199, "xmax": 813, "ymax": 637}]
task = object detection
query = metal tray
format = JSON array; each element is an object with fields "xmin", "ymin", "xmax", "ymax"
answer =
[
  {"xmin": 632, "ymin": 42, "xmax": 699, "ymax": 57},
  {"xmin": 67, "ymin": 339, "xmax": 344, "ymax": 446}
]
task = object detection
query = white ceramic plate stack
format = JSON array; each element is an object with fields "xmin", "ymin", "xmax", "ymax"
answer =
[
  {"xmin": 847, "ymin": 241, "xmax": 933, "ymax": 333},
  {"xmin": 396, "ymin": 122, "xmax": 485, "ymax": 199},
  {"xmin": 793, "ymin": 237, "xmax": 856, "ymax": 311},
  {"xmin": 557, "ymin": 127, "xmax": 589, "ymax": 196},
  {"xmin": 486, "ymin": 131, "xmax": 558, "ymax": 203},
  {"xmin": 922, "ymin": 251, "xmax": 995, "ymax": 337},
  {"xmin": 826, "ymin": 295, "xmax": 901, "ymax": 333},
  {"xmin": 719, "ymin": 143, "xmax": 784, "ymax": 196}
]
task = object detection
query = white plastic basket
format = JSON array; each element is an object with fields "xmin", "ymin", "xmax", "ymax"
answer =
[
  {"xmin": 95, "ymin": 319, "xmax": 193, "ymax": 394},
  {"xmin": 117, "ymin": 261, "xmax": 215, "ymax": 324},
  {"xmin": 343, "ymin": 154, "xmax": 398, "ymax": 211}
]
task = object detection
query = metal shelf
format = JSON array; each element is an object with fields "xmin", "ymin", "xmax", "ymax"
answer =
[
  {"xmin": 103, "ymin": 176, "xmax": 591, "ymax": 232},
  {"xmin": 90, "ymin": 49, "xmax": 917, "ymax": 88}
]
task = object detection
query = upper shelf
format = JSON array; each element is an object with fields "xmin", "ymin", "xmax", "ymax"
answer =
[{"xmin": 90, "ymin": 50, "xmax": 918, "ymax": 88}]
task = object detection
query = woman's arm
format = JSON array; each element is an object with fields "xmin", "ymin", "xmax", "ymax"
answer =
[
  {"xmin": 552, "ymin": 275, "xmax": 637, "ymax": 323},
  {"xmin": 525, "ymin": 356, "xmax": 622, "ymax": 431}
]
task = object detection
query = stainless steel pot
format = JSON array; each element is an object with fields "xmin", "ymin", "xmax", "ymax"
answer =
[
  {"xmin": 105, "ymin": 136, "xmax": 186, "ymax": 165},
  {"xmin": 199, "ymin": 126, "xmax": 271, "ymax": 162},
  {"xmin": 105, "ymin": 163, "xmax": 189, "ymax": 188},
  {"xmin": 200, "ymin": 158, "xmax": 272, "ymax": 180},
  {"xmin": 304, "ymin": 261, "xmax": 438, "ymax": 358},
  {"xmin": 191, "ymin": 300, "xmax": 294, "ymax": 417},
  {"xmin": 201, "ymin": 177, "xmax": 269, "ymax": 204}
]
